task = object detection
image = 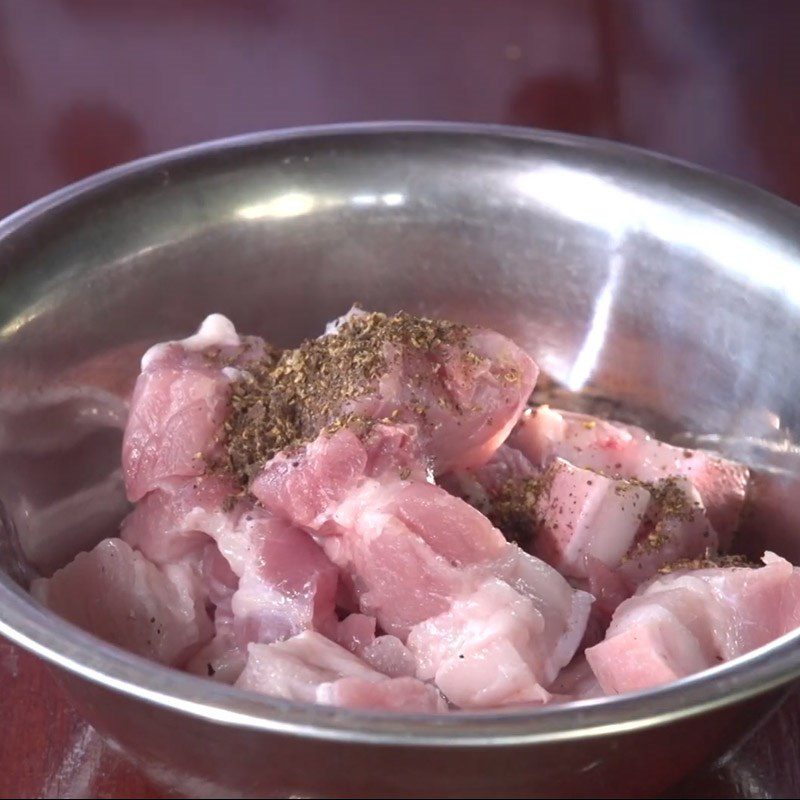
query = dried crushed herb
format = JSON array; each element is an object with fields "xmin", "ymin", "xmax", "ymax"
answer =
[
  {"xmin": 640, "ymin": 476, "xmax": 703, "ymax": 550},
  {"xmin": 486, "ymin": 471, "xmax": 554, "ymax": 548},
  {"xmin": 609, "ymin": 476, "xmax": 709, "ymax": 565},
  {"xmin": 216, "ymin": 310, "xmax": 472, "ymax": 486},
  {"xmin": 614, "ymin": 476, "xmax": 702, "ymax": 555},
  {"xmin": 657, "ymin": 553, "xmax": 757, "ymax": 574}
]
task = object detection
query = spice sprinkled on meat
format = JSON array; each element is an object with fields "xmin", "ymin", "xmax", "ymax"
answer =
[
  {"xmin": 219, "ymin": 311, "xmax": 478, "ymax": 485},
  {"xmin": 624, "ymin": 476, "xmax": 703, "ymax": 555},
  {"xmin": 37, "ymin": 307, "xmax": 785, "ymax": 713},
  {"xmin": 657, "ymin": 553, "xmax": 757, "ymax": 574},
  {"xmin": 485, "ymin": 473, "xmax": 553, "ymax": 548}
]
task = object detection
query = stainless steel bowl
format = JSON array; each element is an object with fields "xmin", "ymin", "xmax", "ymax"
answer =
[{"xmin": 1, "ymin": 123, "xmax": 799, "ymax": 798}]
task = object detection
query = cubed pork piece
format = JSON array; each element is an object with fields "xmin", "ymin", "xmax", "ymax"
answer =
[
  {"xmin": 446, "ymin": 406, "xmax": 737, "ymax": 614},
  {"xmin": 251, "ymin": 423, "xmax": 426, "ymax": 532},
  {"xmin": 439, "ymin": 442, "xmax": 537, "ymax": 512},
  {"xmin": 511, "ymin": 406, "xmax": 749, "ymax": 547},
  {"xmin": 406, "ymin": 578, "xmax": 554, "ymax": 707},
  {"xmin": 585, "ymin": 552, "xmax": 800, "ymax": 695},
  {"xmin": 124, "ymin": 475, "xmax": 338, "ymax": 641},
  {"xmin": 615, "ymin": 478, "xmax": 716, "ymax": 586},
  {"xmin": 217, "ymin": 511, "xmax": 339, "ymax": 644},
  {"xmin": 235, "ymin": 631, "xmax": 446, "ymax": 712},
  {"xmin": 122, "ymin": 474, "xmax": 340, "ymax": 681},
  {"xmin": 452, "ymin": 451, "xmax": 717, "ymax": 596},
  {"xmin": 252, "ymin": 425, "xmax": 591, "ymax": 708},
  {"xmin": 532, "ymin": 465, "xmax": 717, "ymax": 634},
  {"xmin": 122, "ymin": 315, "xmax": 272, "ymax": 501},
  {"xmin": 31, "ymin": 538, "xmax": 213, "ymax": 666},
  {"xmin": 121, "ymin": 476, "xmax": 248, "ymax": 680},
  {"xmin": 533, "ymin": 463, "xmax": 716, "ymax": 585},
  {"xmin": 224, "ymin": 308, "xmax": 538, "ymax": 481},
  {"xmin": 317, "ymin": 307, "xmax": 539, "ymax": 471},
  {"xmin": 406, "ymin": 550, "xmax": 594, "ymax": 708},
  {"xmin": 529, "ymin": 458, "xmax": 651, "ymax": 576},
  {"xmin": 120, "ymin": 473, "xmax": 239, "ymax": 565},
  {"xmin": 320, "ymin": 477, "xmax": 504, "ymax": 637}
]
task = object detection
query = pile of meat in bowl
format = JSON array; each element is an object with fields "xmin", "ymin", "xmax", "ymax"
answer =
[{"xmin": 32, "ymin": 307, "xmax": 800, "ymax": 712}]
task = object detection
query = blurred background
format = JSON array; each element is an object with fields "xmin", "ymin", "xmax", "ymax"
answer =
[
  {"xmin": 1, "ymin": 1, "xmax": 799, "ymax": 797},
  {"xmin": 1, "ymin": 0, "xmax": 799, "ymax": 219}
]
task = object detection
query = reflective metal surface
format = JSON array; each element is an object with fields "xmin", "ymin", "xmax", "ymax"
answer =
[{"xmin": 0, "ymin": 123, "xmax": 799, "ymax": 798}]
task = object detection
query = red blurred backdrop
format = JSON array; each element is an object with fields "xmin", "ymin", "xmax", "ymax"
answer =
[{"xmin": 1, "ymin": 1, "xmax": 799, "ymax": 797}]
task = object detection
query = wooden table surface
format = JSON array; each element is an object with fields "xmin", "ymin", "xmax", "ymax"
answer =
[{"xmin": 1, "ymin": 2, "xmax": 799, "ymax": 797}]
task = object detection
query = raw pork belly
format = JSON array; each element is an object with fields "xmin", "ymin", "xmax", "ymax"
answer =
[
  {"xmin": 123, "ymin": 474, "xmax": 339, "ymax": 682},
  {"xmin": 36, "ymin": 310, "xmax": 558, "ymax": 710},
  {"xmin": 511, "ymin": 407, "xmax": 749, "ymax": 547},
  {"xmin": 122, "ymin": 315, "xmax": 271, "ymax": 502},
  {"xmin": 35, "ymin": 309, "xmax": 784, "ymax": 713},
  {"xmin": 585, "ymin": 553, "xmax": 800, "ymax": 694},
  {"xmin": 120, "ymin": 474, "xmax": 237, "ymax": 564},
  {"xmin": 531, "ymin": 463, "xmax": 716, "ymax": 588},
  {"xmin": 31, "ymin": 538, "xmax": 212, "ymax": 666},
  {"xmin": 313, "ymin": 306, "xmax": 539, "ymax": 471},
  {"xmin": 447, "ymin": 406, "xmax": 747, "ymax": 606},
  {"xmin": 236, "ymin": 631, "xmax": 445, "ymax": 712},
  {"xmin": 218, "ymin": 511, "xmax": 339, "ymax": 644},
  {"xmin": 253, "ymin": 424, "xmax": 591, "ymax": 708}
]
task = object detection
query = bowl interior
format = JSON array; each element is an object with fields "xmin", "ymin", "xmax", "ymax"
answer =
[{"xmin": 1, "ymin": 124, "xmax": 800, "ymax": 734}]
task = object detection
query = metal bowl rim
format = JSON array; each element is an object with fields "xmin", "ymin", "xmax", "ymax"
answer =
[{"xmin": 1, "ymin": 120, "xmax": 799, "ymax": 747}]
